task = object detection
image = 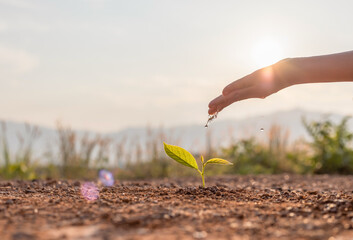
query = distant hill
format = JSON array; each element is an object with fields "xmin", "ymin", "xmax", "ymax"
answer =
[{"xmin": 0, "ymin": 109, "xmax": 352, "ymax": 164}]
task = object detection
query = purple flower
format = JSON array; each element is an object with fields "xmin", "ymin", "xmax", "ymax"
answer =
[{"xmin": 98, "ymin": 169, "xmax": 114, "ymax": 187}]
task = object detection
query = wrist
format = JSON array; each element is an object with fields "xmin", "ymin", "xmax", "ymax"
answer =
[
  {"xmin": 274, "ymin": 57, "xmax": 309, "ymax": 88},
  {"xmin": 272, "ymin": 58, "xmax": 296, "ymax": 89}
]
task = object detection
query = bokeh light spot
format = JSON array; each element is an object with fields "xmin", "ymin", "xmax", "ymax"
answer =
[
  {"xmin": 80, "ymin": 182, "xmax": 99, "ymax": 201},
  {"xmin": 98, "ymin": 169, "xmax": 114, "ymax": 187}
]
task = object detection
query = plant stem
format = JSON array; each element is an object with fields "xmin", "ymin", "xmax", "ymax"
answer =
[
  {"xmin": 201, "ymin": 162, "xmax": 206, "ymax": 188},
  {"xmin": 198, "ymin": 157, "xmax": 206, "ymax": 188},
  {"xmin": 201, "ymin": 173, "xmax": 205, "ymax": 188}
]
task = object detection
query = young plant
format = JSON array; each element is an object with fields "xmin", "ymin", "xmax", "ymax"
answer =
[{"xmin": 163, "ymin": 142, "xmax": 232, "ymax": 187}]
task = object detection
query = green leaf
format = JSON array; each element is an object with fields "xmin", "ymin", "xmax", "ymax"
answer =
[
  {"xmin": 205, "ymin": 158, "xmax": 233, "ymax": 166},
  {"xmin": 163, "ymin": 142, "xmax": 198, "ymax": 170}
]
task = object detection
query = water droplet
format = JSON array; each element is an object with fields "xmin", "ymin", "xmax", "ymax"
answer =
[
  {"xmin": 260, "ymin": 128, "xmax": 264, "ymax": 132},
  {"xmin": 204, "ymin": 111, "xmax": 218, "ymax": 128},
  {"xmin": 80, "ymin": 182, "xmax": 99, "ymax": 201}
]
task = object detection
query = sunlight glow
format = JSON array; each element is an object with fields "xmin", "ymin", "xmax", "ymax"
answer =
[{"xmin": 252, "ymin": 38, "xmax": 283, "ymax": 68}]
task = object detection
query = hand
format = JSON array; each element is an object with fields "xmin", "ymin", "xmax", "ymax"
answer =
[{"xmin": 208, "ymin": 59, "xmax": 293, "ymax": 115}]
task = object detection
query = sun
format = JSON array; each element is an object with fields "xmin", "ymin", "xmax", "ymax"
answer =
[{"xmin": 251, "ymin": 37, "xmax": 283, "ymax": 68}]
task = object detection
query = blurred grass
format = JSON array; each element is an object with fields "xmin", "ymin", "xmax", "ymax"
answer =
[{"xmin": 0, "ymin": 116, "xmax": 352, "ymax": 180}]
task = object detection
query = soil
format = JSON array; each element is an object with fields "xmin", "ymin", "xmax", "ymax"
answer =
[{"xmin": 1, "ymin": 175, "xmax": 353, "ymax": 240}]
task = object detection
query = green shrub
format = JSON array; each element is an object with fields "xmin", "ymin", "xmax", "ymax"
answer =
[{"xmin": 303, "ymin": 117, "xmax": 353, "ymax": 174}]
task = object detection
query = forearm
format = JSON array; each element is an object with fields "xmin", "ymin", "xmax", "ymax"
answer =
[
  {"xmin": 283, "ymin": 51, "xmax": 353, "ymax": 87},
  {"xmin": 208, "ymin": 50, "xmax": 353, "ymax": 115}
]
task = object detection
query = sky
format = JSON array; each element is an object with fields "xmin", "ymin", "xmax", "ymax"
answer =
[{"xmin": 0, "ymin": 0, "xmax": 352, "ymax": 132}]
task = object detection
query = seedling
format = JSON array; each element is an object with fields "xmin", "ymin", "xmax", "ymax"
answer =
[{"xmin": 163, "ymin": 142, "xmax": 232, "ymax": 187}]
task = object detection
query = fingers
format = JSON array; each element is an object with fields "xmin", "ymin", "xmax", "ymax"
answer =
[
  {"xmin": 208, "ymin": 95, "xmax": 223, "ymax": 109},
  {"xmin": 208, "ymin": 69, "xmax": 273, "ymax": 114},
  {"xmin": 222, "ymin": 73, "xmax": 254, "ymax": 96},
  {"xmin": 208, "ymin": 65, "xmax": 282, "ymax": 114},
  {"xmin": 208, "ymin": 86, "xmax": 259, "ymax": 114}
]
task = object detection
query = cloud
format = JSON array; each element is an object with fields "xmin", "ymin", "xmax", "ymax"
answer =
[{"xmin": 0, "ymin": 44, "xmax": 39, "ymax": 78}]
